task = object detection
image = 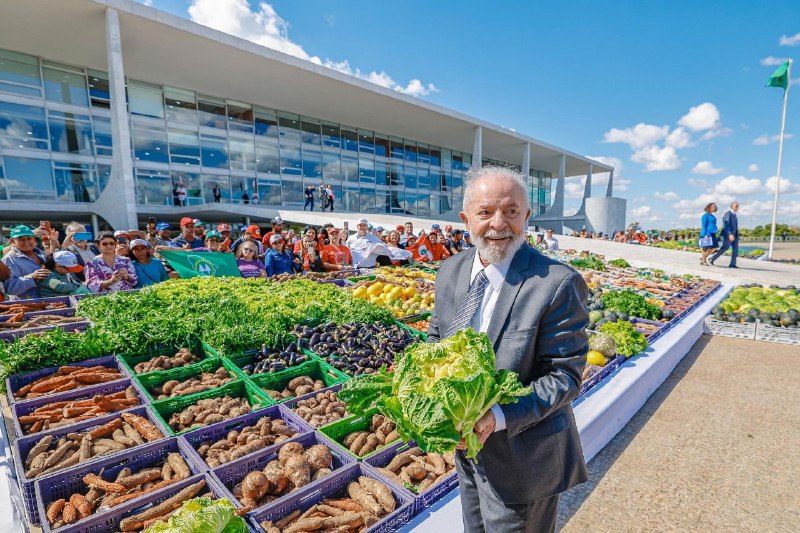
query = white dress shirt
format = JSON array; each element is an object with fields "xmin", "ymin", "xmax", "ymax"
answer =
[
  {"xmin": 346, "ymin": 232, "xmax": 387, "ymax": 267},
  {"xmin": 467, "ymin": 250, "xmax": 515, "ymax": 432}
]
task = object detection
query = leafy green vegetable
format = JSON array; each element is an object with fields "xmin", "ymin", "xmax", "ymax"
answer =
[
  {"xmin": 608, "ymin": 258, "xmax": 631, "ymax": 268},
  {"xmin": 145, "ymin": 497, "xmax": 245, "ymax": 533},
  {"xmin": 598, "ymin": 321, "xmax": 648, "ymax": 357},
  {"xmin": 569, "ymin": 255, "xmax": 606, "ymax": 271},
  {"xmin": 600, "ymin": 290, "xmax": 661, "ymax": 320},
  {"xmin": 339, "ymin": 329, "xmax": 530, "ymax": 459}
]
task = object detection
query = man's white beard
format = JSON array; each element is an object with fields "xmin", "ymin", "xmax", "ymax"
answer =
[{"xmin": 472, "ymin": 229, "xmax": 526, "ymax": 264}]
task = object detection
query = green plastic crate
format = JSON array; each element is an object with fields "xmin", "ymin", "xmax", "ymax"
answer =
[
  {"xmin": 226, "ymin": 341, "xmax": 318, "ymax": 377},
  {"xmin": 319, "ymin": 408, "xmax": 402, "ymax": 460},
  {"xmin": 248, "ymin": 359, "xmax": 348, "ymax": 403},
  {"xmin": 117, "ymin": 339, "xmax": 213, "ymax": 377},
  {"xmin": 347, "ymin": 275, "xmax": 377, "ymax": 283},
  {"xmin": 150, "ymin": 379, "xmax": 273, "ymax": 436},
  {"xmin": 396, "ymin": 313, "xmax": 431, "ymax": 341},
  {"xmin": 135, "ymin": 357, "xmax": 248, "ymax": 404}
]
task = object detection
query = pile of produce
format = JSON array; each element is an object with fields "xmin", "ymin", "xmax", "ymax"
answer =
[
  {"xmin": 607, "ymin": 258, "xmax": 631, "ymax": 268},
  {"xmin": 374, "ymin": 446, "xmax": 455, "ymax": 494},
  {"xmin": 166, "ymin": 395, "xmax": 257, "ymax": 433},
  {"xmin": 340, "ymin": 329, "xmax": 530, "ymax": 459},
  {"xmin": 147, "ymin": 367, "xmax": 236, "ymax": 400},
  {"xmin": 404, "ymin": 317, "xmax": 430, "ymax": 333},
  {"xmin": 13, "ymin": 363, "xmax": 125, "ymax": 401},
  {"xmin": 144, "ymin": 496, "xmax": 245, "ymax": 533},
  {"xmin": 233, "ymin": 441, "xmax": 334, "ymax": 509},
  {"xmin": 372, "ymin": 266, "xmax": 436, "ymax": 282},
  {"xmin": 238, "ymin": 343, "xmax": 310, "ymax": 375},
  {"xmin": 713, "ymin": 285, "xmax": 800, "ymax": 327},
  {"xmin": 350, "ymin": 278, "xmax": 434, "ymax": 318},
  {"xmin": 598, "ymin": 321, "xmax": 648, "ymax": 357},
  {"xmin": 133, "ymin": 349, "xmax": 201, "ymax": 374},
  {"xmin": 271, "ymin": 271, "xmax": 357, "ymax": 282},
  {"xmin": 335, "ymin": 413, "xmax": 400, "ymax": 457},
  {"xmin": 24, "ymin": 412, "xmax": 163, "ymax": 479},
  {"xmin": 569, "ymin": 254, "xmax": 606, "ymax": 271},
  {"xmin": 288, "ymin": 389, "xmax": 347, "ymax": 428},
  {"xmin": 44, "ymin": 453, "xmax": 193, "ymax": 529},
  {"xmin": 0, "ymin": 313, "xmax": 85, "ymax": 331},
  {"xmin": 262, "ymin": 375, "xmax": 327, "ymax": 402},
  {"xmin": 259, "ymin": 476, "xmax": 397, "ymax": 533},
  {"xmin": 195, "ymin": 416, "xmax": 297, "ymax": 467},
  {"xmin": 294, "ymin": 322, "xmax": 417, "ymax": 376},
  {"xmin": 18, "ymin": 385, "xmax": 140, "ymax": 434},
  {"xmin": 118, "ymin": 479, "xmax": 210, "ymax": 532},
  {"xmin": 600, "ymin": 290, "xmax": 663, "ymax": 320},
  {"xmin": 0, "ymin": 300, "xmax": 68, "ymax": 314}
]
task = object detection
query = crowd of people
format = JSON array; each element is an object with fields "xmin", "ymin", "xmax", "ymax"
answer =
[{"xmin": 0, "ymin": 217, "xmax": 477, "ymax": 300}]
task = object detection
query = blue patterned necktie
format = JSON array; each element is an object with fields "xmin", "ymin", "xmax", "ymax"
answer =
[{"xmin": 446, "ymin": 270, "xmax": 489, "ymax": 337}]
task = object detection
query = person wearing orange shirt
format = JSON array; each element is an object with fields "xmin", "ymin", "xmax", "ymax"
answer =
[
  {"xmin": 428, "ymin": 232, "xmax": 450, "ymax": 261},
  {"xmin": 321, "ymin": 229, "xmax": 353, "ymax": 271},
  {"xmin": 261, "ymin": 217, "xmax": 285, "ymax": 248}
]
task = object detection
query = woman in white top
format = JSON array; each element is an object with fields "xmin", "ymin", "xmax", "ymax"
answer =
[{"xmin": 386, "ymin": 230, "xmax": 413, "ymax": 265}]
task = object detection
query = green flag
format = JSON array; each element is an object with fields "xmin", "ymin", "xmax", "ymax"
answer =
[
  {"xmin": 766, "ymin": 60, "xmax": 790, "ymax": 90},
  {"xmin": 159, "ymin": 250, "xmax": 241, "ymax": 278}
]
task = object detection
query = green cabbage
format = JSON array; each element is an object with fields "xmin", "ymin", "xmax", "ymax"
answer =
[
  {"xmin": 145, "ymin": 497, "xmax": 246, "ymax": 533},
  {"xmin": 339, "ymin": 329, "xmax": 530, "ymax": 459}
]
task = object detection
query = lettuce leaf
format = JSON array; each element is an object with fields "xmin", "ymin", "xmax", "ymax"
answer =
[
  {"xmin": 340, "ymin": 328, "xmax": 531, "ymax": 459},
  {"xmin": 145, "ymin": 497, "xmax": 246, "ymax": 533}
]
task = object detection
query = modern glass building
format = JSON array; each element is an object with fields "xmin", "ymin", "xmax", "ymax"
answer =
[{"xmin": 0, "ymin": 0, "xmax": 616, "ymax": 232}]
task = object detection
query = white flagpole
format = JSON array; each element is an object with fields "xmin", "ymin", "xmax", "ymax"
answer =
[{"xmin": 768, "ymin": 59, "xmax": 792, "ymax": 260}]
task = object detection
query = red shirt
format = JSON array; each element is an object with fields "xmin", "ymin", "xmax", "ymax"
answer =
[
  {"xmin": 322, "ymin": 243, "xmax": 353, "ymax": 269},
  {"xmin": 429, "ymin": 243, "xmax": 450, "ymax": 261}
]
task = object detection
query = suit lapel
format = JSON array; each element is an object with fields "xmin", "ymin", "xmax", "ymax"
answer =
[
  {"xmin": 486, "ymin": 246, "xmax": 533, "ymax": 349},
  {"xmin": 451, "ymin": 248, "xmax": 475, "ymax": 311}
]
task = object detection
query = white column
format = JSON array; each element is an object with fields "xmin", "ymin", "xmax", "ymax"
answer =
[
  {"xmin": 606, "ymin": 169, "xmax": 614, "ymax": 197},
  {"xmin": 90, "ymin": 213, "xmax": 99, "ymax": 235},
  {"xmin": 521, "ymin": 143, "xmax": 531, "ymax": 176},
  {"xmin": 472, "ymin": 126, "xmax": 482, "ymax": 168},
  {"xmin": 583, "ymin": 164, "xmax": 593, "ymax": 199},
  {"xmin": 102, "ymin": 7, "xmax": 138, "ymax": 230}
]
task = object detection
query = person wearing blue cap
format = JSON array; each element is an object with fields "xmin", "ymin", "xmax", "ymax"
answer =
[
  {"xmin": 147, "ymin": 222, "xmax": 173, "ymax": 248},
  {"xmin": 1, "ymin": 225, "xmax": 49, "ymax": 299},
  {"xmin": 462, "ymin": 232, "xmax": 474, "ymax": 249}
]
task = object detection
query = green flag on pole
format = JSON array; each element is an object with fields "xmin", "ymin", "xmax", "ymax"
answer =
[
  {"xmin": 159, "ymin": 250, "xmax": 242, "ymax": 278},
  {"xmin": 766, "ymin": 60, "xmax": 790, "ymax": 90}
]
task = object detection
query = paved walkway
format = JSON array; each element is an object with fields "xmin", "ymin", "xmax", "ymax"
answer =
[{"xmin": 557, "ymin": 335, "xmax": 800, "ymax": 532}]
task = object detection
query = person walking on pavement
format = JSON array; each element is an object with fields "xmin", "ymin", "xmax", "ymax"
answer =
[
  {"xmin": 710, "ymin": 202, "xmax": 740, "ymax": 268},
  {"xmin": 304, "ymin": 184, "xmax": 316, "ymax": 211}
]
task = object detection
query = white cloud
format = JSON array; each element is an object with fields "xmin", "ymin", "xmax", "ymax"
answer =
[
  {"xmin": 761, "ymin": 56, "xmax": 790, "ymax": 66},
  {"xmin": 654, "ymin": 191, "xmax": 679, "ymax": 201},
  {"xmin": 187, "ymin": 0, "xmax": 438, "ymax": 97},
  {"xmin": 764, "ymin": 176, "xmax": 800, "ymax": 195},
  {"xmin": 323, "ymin": 14, "xmax": 335, "ymax": 26},
  {"xmin": 631, "ymin": 205, "xmax": 652, "ymax": 217},
  {"xmin": 711, "ymin": 175, "xmax": 762, "ymax": 196},
  {"xmin": 748, "ymin": 164, "xmax": 759, "ymax": 172},
  {"xmin": 678, "ymin": 102, "xmax": 721, "ymax": 132},
  {"xmin": 691, "ymin": 161, "xmax": 723, "ymax": 175},
  {"xmin": 603, "ymin": 123, "xmax": 669, "ymax": 149},
  {"xmin": 138, "ymin": 0, "xmax": 154, "ymax": 5},
  {"xmin": 665, "ymin": 127, "xmax": 693, "ymax": 149},
  {"xmin": 631, "ymin": 145, "xmax": 681, "ymax": 172},
  {"xmin": 779, "ymin": 33, "xmax": 800, "ymax": 46},
  {"xmin": 564, "ymin": 178, "xmax": 586, "ymax": 199},
  {"xmin": 753, "ymin": 133, "xmax": 793, "ymax": 145},
  {"xmin": 688, "ymin": 178, "xmax": 709, "ymax": 188}
]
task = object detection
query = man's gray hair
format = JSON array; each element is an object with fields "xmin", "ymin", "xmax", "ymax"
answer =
[{"xmin": 463, "ymin": 165, "xmax": 531, "ymax": 211}]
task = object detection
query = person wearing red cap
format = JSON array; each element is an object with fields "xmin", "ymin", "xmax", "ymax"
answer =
[
  {"xmin": 231, "ymin": 225, "xmax": 264, "ymax": 256},
  {"xmin": 38, "ymin": 251, "xmax": 92, "ymax": 297},
  {"xmin": 170, "ymin": 217, "xmax": 205, "ymax": 249},
  {"xmin": 217, "ymin": 224, "xmax": 233, "ymax": 252}
]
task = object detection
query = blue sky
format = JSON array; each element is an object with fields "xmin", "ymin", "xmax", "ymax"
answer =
[{"xmin": 140, "ymin": 0, "xmax": 800, "ymax": 229}]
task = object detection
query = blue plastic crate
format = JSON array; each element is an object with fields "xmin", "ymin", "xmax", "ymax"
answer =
[{"xmin": 248, "ymin": 462, "xmax": 414, "ymax": 533}]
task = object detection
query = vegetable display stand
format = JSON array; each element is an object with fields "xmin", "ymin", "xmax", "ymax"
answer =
[
  {"xmin": 703, "ymin": 316, "xmax": 757, "ymax": 340},
  {"xmin": 248, "ymin": 462, "xmax": 414, "ymax": 533},
  {"xmin": 281, "ymin": 382, "xmax": 348, "ymax": 429},
  {"xmin": 11, "ymin": 378, "xmax": 147, "ymax": 439},
  {"xmin": 6, "ymin": 355, "xmax": 132, "ymax": 406},
  {"xmin": 150, "ymin": 379, "xmax": 273, "ymax": 437},
  {"xmin": 0, "ymin": 296, "xmax": 74, "ymax": 318},
  {"xmin": 246, "ymin": 359, "xmax": 349, "ymax": 403},
  {"xmin": 364, "ymin": 441, "xmax": 458, "ymax": 514},
  {"xmin": 116, "ymin": 338, "xmax": 214, "ymax": 378},
  {"xmin": 0, "ymin": 319, "xmax": 92, "ymax": 342},
  {"xmin": 13, "ymin": 405, "xmax": 166, "ymax": 524},
  {"xmin": 135, "ymin": 357, "xmax": 248, "ymax": 404},
  {"xmin": 629, "ymin": 317, "xmax": 667, "ymax": 344},
  {"xmin": 208, "ymin": 431, "xmax": 353, "ymax": 511},
  {"xmin": 34, "ymin": 437, "xmax": 204, "ymax": 533},
  {"xmin": 38, "ymin": 472, "xmax": 232, "ymax": 533},
  {"xmin": 319, "ymin": 410, "xmax": 403, "ymax": 461},
  {"xmin": 180, "ymin": 404, "xmax": 313, "ymax": 468},
  {"xmin": 755, "ymin": 322, "xmax": 800, "ymax": 345},
  {"xmin": 579, "ymin": 355, "xmax": 626, "ymax": 397},
  {"xmin": 223, "ymin": 337, "xmax": 317, "ymax": 376},
  {"xmin": 396, "ymin": 313, "xmax": 431, "ymax": 340}
]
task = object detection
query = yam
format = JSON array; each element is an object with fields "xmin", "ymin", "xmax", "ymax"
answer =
[
  {"xmin": 168, "ymin": 453, "xmax": 191, "ymax": 479},
  {"xmin": 348, "ymin": 433, "xmax": 367, "ymax": 454},
  {"xmin": 358, "ymin": 434, "xmax": 379, "ymax": 456},
  {"xmin": 242, "ymin": 471, "xmax": 269, "ymax": 501},
  {"xmin": 46, "ymin": 499, "xmax": 65, "ymax": 524},
  {"xmin": 284, "ymin": 454, "xmax": 311, "ymax": 488},
  {"xmin": 62, "ymin": 502, "xmax": 78, "ymax": 524},
  {"xmin": 311, "ymin": 467, "xmax": 332, "ymax": 481},
  {"xmin": 70, "ymin": 493, "xmax": 92, "ymax": 518},
  {"xmin": 25, "ymin": 435, "xmax": 53, "ymax": 468},
  {"xmin": 304, "ymin": 445, "xmax": 333, "ymax": 471},
  {"xmin": 346, "ymin": 481, "xmax": 382, "ymax": 516},
  {"xmin": 263, "ymin": 460, "xmax": 289, "ymax": 495},
  {"xmin": 358, "ymin": 476, "xmax": 395, "ymax": 513},
  {"xmin": 118, "ymin": 479, "xmax": 205, "ymax": 532},
  {"xmin": 386, "ymin": 447, "xmax": 422, "ymax": 473},
  {"xmin": 278, "ymin": 442, "xmax": 305, "ymax": 465}
]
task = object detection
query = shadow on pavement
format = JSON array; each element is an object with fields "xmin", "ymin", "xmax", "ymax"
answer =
[{"xmin": 555, "ymin": 334, "xmax": 711, "ymax": 530}]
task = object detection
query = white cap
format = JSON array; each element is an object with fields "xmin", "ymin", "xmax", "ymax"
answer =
[{"xmin": 357, "ymin": 218, "xmax": 369, "ymax": 225}]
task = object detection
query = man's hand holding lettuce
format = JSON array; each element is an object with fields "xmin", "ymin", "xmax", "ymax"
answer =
[{"xmin": 339, "ymin": 329, "xmax": 530, "ymax": 459}]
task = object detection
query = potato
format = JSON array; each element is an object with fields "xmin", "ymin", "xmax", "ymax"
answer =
[
  {"xmin": 278, "ymin": 442, "xmax": 305, "ymax": 465},
  {"xmin": 242, "ymin": 471, "xmax": 269, "ymax": 501},
  {"xmin": 304, "ymin": 445, "xmax": 333, "ymax": 471}
]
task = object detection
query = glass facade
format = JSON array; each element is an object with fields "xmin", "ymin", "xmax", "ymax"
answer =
[{"xmin": 0, "ymin": 47, "xmax": 551, "ymax": 217}]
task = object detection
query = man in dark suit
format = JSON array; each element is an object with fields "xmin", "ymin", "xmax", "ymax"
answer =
[
  {"xmin": 709, "ymin": 201, "xmax": 740, "ymax": 268},
  {"xmin": 428, "ymin": 166, "xmax": 589, "ymax": 532}
]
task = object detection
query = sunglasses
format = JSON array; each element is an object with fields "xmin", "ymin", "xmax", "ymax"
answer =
[
  {"xmin": 243, "ymin": 248, "xmax": 256, "ymax": 253},
  {"xmin": 100, "ymin": 241, "xmax": 116, "ymax": 247}
]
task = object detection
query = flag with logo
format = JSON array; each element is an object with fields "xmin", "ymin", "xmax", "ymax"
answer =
[
  {"xmin": 408, "ymin": 232, "xmax": 434, "ymax": 262},
  {"xmin": 766, "ymin": 60, "xmax": 790, "ymax": 91},
  {"xmin": 159, "ymin": 250, "xmax": 241, "ymax": 278}
]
